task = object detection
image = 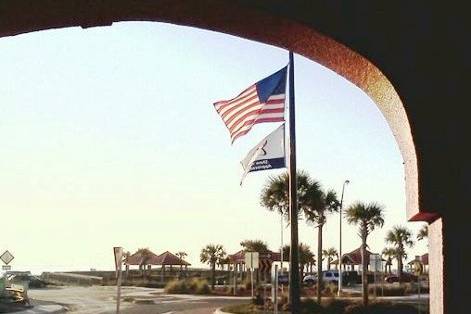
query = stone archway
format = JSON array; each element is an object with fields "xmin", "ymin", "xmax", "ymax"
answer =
[{"xmin": 2, "ymin": 1, "xmax": 467, "ymax": 313}]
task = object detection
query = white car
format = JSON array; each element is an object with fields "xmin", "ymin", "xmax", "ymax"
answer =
[{"xmin": 303, "ymin": 270, "xmax": 340, "ymax": 286}]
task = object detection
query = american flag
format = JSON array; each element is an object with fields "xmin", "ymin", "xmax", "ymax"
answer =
[{"xmin": 214, "ymin": 66, "xmax": 287, "ymax": 143}]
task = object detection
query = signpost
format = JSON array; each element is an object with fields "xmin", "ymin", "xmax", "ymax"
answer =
[
  {"xmin": 271, "ymin": 264, "xmax": 279, "ymax": 314},
  {"xmin": 113, "ymin": 247, "xmax": 124, "ymax": 314},
  {"xmin": 245, "ymin": 252, "xmax": 259, "ymax": 298},
  {"xmin": 412, "ymin": 260, "xmax": 424, "ymax": 314},
  {"xmin": 369, "ymin": 254, "xmax": 381, "ymax": 299}
]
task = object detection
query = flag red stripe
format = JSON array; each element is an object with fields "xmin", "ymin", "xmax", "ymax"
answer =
[
  {"xmin": 214, "ymin": 85, "xmax": 257, "ymax": 111},
  {"xmin": 220, "ymin": 96, "xmax": 260, "ymax": 120},
  {"xmin": 224, "ymin": 100, "xmax": 262, "ymax": 126},
  {"xmin": 229, "ymin": 107, "xmax": 284, "ymax": 133}
]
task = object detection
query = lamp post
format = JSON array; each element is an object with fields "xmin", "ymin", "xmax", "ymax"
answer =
[{"xmin": 338, "ymin": 179, "xmax": 350, "ymax": 297}]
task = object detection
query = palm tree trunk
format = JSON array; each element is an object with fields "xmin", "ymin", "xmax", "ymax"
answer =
[
  {"xmin": 317, "ymin": 225, "xmax": 323, "ymax": 303},
  {"xmin": 361, "ymin": 240, "xmax": 368, "ymax": 306},
  {"xmin": 398, "ymin": 253, "xmax": 403, "ymax": 284},
  {"xmin": 211, "ymin": 263, "xmax": 215, "ymax": 290}
]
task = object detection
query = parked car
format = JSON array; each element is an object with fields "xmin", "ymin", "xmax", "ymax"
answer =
[
  {"xmin": 277, "ymin": 273, "xmax": 289, "ymax": 284},
  {"xmin": 342, "ymin": 270, "xmax": 361, "ymax": 285},
  {"xmin": 384, "ymin": 272, "xmax": 418, "ymax": 283},
  {"xmin": 303, "ymin": 270, "xmax": 339, "ymax": 286}
]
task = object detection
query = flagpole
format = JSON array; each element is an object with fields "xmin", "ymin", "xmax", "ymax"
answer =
[{"xmin": 288, "ymin": 51, "xmax": 301, "ymax": 313}]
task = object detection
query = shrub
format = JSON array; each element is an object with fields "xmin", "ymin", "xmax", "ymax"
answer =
[
  {"xmin": 369, "ymin": 285, "xmax": 405, "ymax": 296},
  {"xmin": 193, "ymin": 279, "xmax": 210, "ymax": 295},
  {"xmin": 164, "ymin": 278, "xmax": 210, "ymax": 295},
  {"xmin": 405, "ymin": 283, "xmax": 430, "ymax": 294},
  {"xmin": 252, "ymin": 293, "xmax": 264, "ymax": 306},
  {"xmin": 244, "ymin": 277, "xmax": 252, "ymax": 290},
  {"xmin": 322, "ymin": 282, "xmax": 339, "ymax": 296},
  {"xmin": 323, "ymin": 299, "xmax": 350, "ymax": 314},
  {"xmin": 164, "ymin": 279, "xmax": 188, "ymax": 294},
  {"xmin": 345, "ymin": 301, "xmax": 426, "ymax": 314},
  {"xmin": 301, "ymin": 299, "xmax": 323, "ymax": 313}
]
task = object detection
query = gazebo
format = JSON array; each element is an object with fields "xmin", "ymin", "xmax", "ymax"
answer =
[
  {"xmin": 228, "ymin": 250, "xmax": 281, "ymax": 282},
  {"xmin": 156, "ymin": 251, "xmax": 191, "ymax": 280},
  {"xmin": 124, "ymin": 248, "xmax": 161, "ymax": 277},
  {"xmin": 332, "ymin": 247, "xmax": 381, "ymax": 271}
]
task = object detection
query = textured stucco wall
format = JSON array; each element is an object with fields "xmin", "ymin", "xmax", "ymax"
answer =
[
  {"xmin": 2, "ymin": 1, "xmax": 470, "ymax": 313},
  {"xmin": 429, "ymin": 219, "xmax": 443, "ymax": 314}
]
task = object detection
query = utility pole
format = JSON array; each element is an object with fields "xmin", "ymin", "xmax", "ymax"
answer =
[{"xmin": 338, "ymin": 179, "xmax": 350, "ymax": 297}]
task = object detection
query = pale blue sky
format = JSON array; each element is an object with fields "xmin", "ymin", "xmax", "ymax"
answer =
[{"xmin": 0, "ymin": 22, "xmax": 426, "ymax": 273}]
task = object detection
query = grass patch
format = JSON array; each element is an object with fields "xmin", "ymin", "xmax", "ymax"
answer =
[
  {"xmin": 222, "ymin": 303, "xmax": 289, "ymax": 314},
  {"xmin": 369, "ymin": 285, "xmax": 405, "ymax": 296},
  {"xmin": 221, "ymin": 299, "xmax": 428, "ymax": 314},
  {"xmin": 164, "ymin": 278, "xmax": 210, "ymax": 295},
  {"xmin": 122, "ymin": 296, "xmax": 135, "ymax": 302}
]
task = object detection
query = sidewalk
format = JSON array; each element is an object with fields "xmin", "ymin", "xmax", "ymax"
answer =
[{"xmin": 13, "ymin": 304, "xmax": 65, "ymax": 314}]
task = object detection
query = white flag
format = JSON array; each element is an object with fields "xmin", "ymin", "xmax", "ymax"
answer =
[{"xmin": 240, "ymin": 124, "xmax": 286, "ymax": 185}]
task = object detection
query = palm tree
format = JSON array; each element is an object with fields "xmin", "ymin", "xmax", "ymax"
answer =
[
  {"xmin": 322, "ymin": 248, "xmax": 338, "ymax": 270},
  {"xmin": 175, "ymin": 251, "xmax": 188, "ymax": 274},
  {"xmin": 217, "ymin": 256, "xmax": 231, "ymax": 271},
  {"xmin": 260, "ymin": 171, "xmax": 312, "ymax": 218},
  {"xmin": 303, "ymin": 184, "xmax": 340, "ymax": 303},
  {"xmin": 200, "ymin": 244, "xmax": 226, "ymax": 289},
  {"xmin": 282, "ymin": 244, "xmax": 315, "ymax": 278},
  {"xmin": 136, "ymin": 248, "xmax": 153, "ymax": 278},
  {"xmin": 240, "ymin": 240, "xmax": 270, "ymax": 283},
  {"xmin": 381, "ymin": 247, "xmax": 397, "ymax": 273},
  {"xmin": 240, "ymin": 240, "xmax": 269, "ymax": 252},
  {"xmin": 345, "ymin": 201, "xmax": 385, "ymax": 306},
  {"xmin": 417, "ymin": 224, "xmax": 428, "ymax": 241},
  {"xmin": 260, "ymin": 171, "xmax": 313, "ymax": 284},
  {"xmin": 385, "ymin": 226, "xmax": 414, "ymax": 283}
]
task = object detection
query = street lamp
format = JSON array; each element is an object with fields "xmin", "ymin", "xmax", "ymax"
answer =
[{"xmin": 338, "ymin": 179, "xmax": 350, "ymax": 296}]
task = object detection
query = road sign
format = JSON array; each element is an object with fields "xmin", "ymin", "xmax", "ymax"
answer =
[
  {"xmin": 244, "ymin": 252, "xmax": 259, "ymax": 270},
  {"xmin": 2, "ymin": 265, "xmax": 11, "ymax": 271},
  {"xmin": 0, "ymin": 250, "xmax": 14, "ymax": 265},
  {"xmin": 369, "ymin": 253, "xmax": 382, "ymax": 272},
  {"xmin": 411, "ymin": 260, "xmax": 423, "ymax": 276}
]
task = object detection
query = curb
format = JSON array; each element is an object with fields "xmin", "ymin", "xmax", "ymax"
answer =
[
  {"xmin": 214, "ymin": 307, "xmax": 232, "ymax": 314},
  {"xmin": 15, "ymin": 305, "xmax": 66, "ymax": 313}
]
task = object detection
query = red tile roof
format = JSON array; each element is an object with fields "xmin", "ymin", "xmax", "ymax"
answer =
[
  {"xmin": 229, "ymin": 250, "xmax": 281, "ymax": 263},
  {"xmin": 156, "ymin": 251, "xmax": 191, "ymax": 266},
  {"xmin": 125, "ymin": 249, "xmax": 191, "ymax": 266},
  {"xmin": 332, "ymin": 247, "xmax": 378, "ymax": 265},
  {"xmin": 125, "ymin": 249, "xmax": 160, "ymax": 265}
]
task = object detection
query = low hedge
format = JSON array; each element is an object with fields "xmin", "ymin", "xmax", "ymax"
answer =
[{"xmin": 164, "ymin": 278, "xmax": 210, "ymax": 295}]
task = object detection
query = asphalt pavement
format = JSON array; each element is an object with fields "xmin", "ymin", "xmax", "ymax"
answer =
[{"xmin": 26, "ymin": 286, "xmax": 248, "ymax": 314}]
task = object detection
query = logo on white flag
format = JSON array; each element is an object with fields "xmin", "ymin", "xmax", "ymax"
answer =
[{"xmin": 240, "ymin": 124, "xmax": 286, "ymax": 184}]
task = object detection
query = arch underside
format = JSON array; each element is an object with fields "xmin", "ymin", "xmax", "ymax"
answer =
[{"xmin": 0, "ymin": 0, "xmax": 435, "ymax": 222}]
